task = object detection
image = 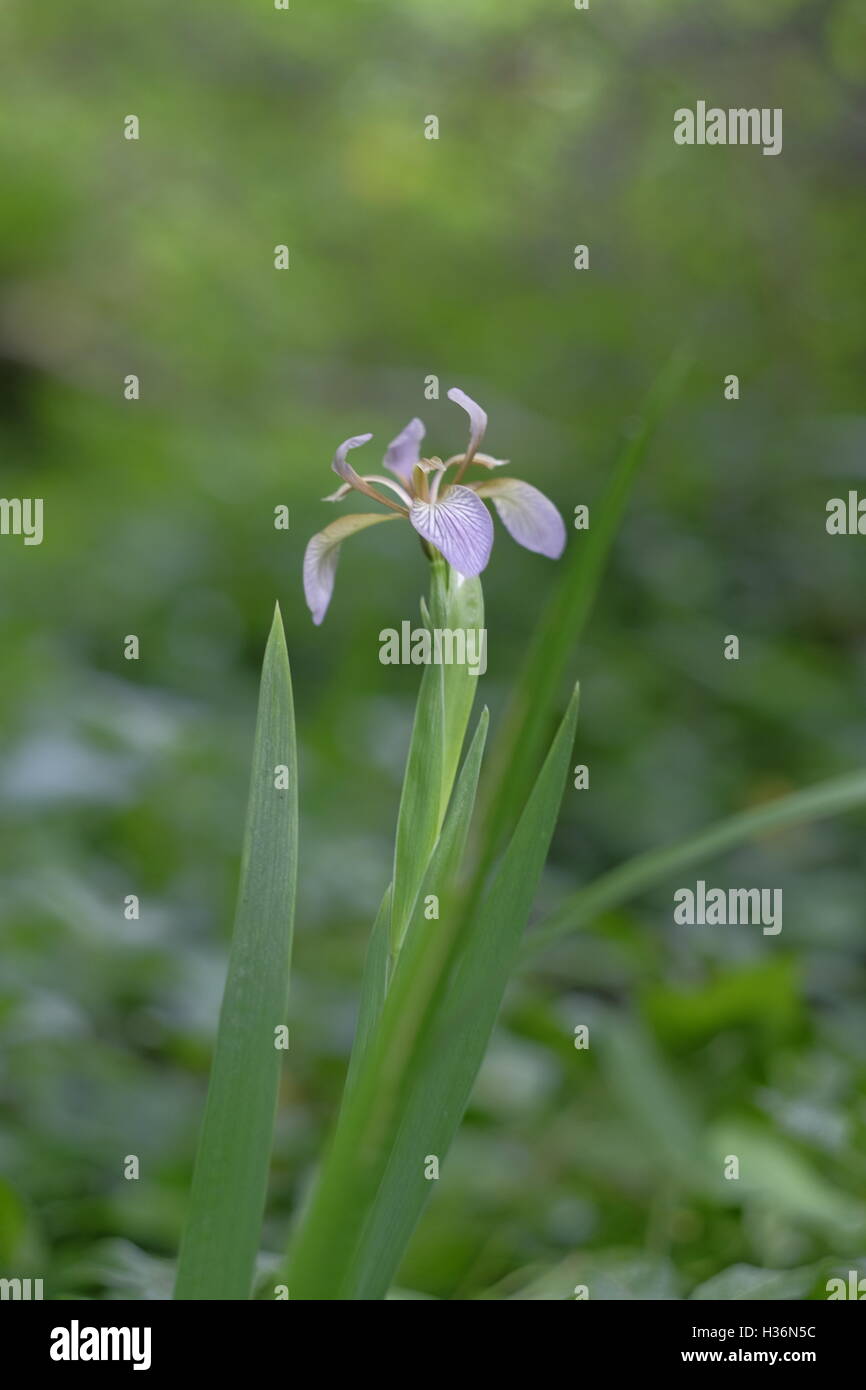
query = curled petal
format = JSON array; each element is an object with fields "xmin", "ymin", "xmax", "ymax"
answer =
[
  {"xmin": 447, "ymin": 387, "xmax": 487, "ymax": 464},
  {"xmin": 303, "ymin": 512, "xmax": 400, "ymax": 625},
  {"xmin": 409, "ymin": 484, "xmax": 494, "ymax": 577},
  {"xmin": 331, "ymin": 433, "xmax": 409, "ymax": 513},
  {"xmin": 384, "ymin": 418, "xmax": 425, "ymax": 485},
  {"xmin": 472, "ymin": 477, "xmax": 566, "ymax": 559},
  {"xmin": 332, "ymin": 433, "xmax": 374, "ymax": 487}
]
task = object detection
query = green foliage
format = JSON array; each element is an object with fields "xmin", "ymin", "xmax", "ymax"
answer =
[
  {"xmin": 174, "ymin": 607, "xmax": 297, "ymax": 1300},
  {"xmin": 349, "ymin": 688, "xmax": 580, "ymax": 1299},
  {"xmin": 1, "ymin": 0, "xmax": 864, "ymax": 1303},
  {"xmin": 284, "ymin": 708, "xmax": 491, "ymax": 1297},
  {"xmin": 390, "ymin": 561, "xmax": 482, "ymax": 958}
]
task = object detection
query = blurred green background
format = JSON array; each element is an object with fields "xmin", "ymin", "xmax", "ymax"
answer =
[{"xmin": 1, "ymin": 0, "xmax": 865, "ymax": 1300}]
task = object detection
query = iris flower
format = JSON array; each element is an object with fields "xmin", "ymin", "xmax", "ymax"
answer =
[{"xmin": 303, "ymin": 387, "xmax": 566, "ymax": 624}]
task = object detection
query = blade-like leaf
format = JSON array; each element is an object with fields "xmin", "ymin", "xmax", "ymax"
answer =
[
  {"xmin": 342, "ymin": 883, "xmax": 392, "ymax": 1098},
  {"xmin": 525, "ymin": 767, "xmax": 866, "ymax": 959},
  {"xmin": 283, "ymin": 708, "xmax": 491, "ymax": 1298},
  {"xmin": 347, "ymin": 685, "xmax": 579, "ymax": 1299},
  {"xmin": 479, "ymin": 349, "xmax": 690, "ymax": 863},
  {"xmin": 174, "ymin": 604, "xmax": 297, "ymax": 1301},
  {"xmin": 304, "ymin": 683, "xmax": 575, "ymax": 1301}
]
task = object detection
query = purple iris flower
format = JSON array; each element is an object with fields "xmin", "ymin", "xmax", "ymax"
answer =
[{"xmin": 303, "ymin": 388, "xmax": 566, "ymax": 624}]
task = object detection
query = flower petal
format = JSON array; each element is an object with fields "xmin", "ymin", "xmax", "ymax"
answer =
[
  {"xmin": 409, "ymin": 484, "xmax": 494, "ymax": 577},
  {"xmin": 322, "ymin": 481, "xmax": 354, "ymax": 502},
  {"xmin": 325, "ymin": 474, "xmax": 412, "ymax": 508},
  {"xmin": 384, "ymin": 417, "xmax": 425, "ymax": 485},
  {"xmin": 330, "ymin": 433, "xmax": 410, "ymax": 513},
  {"xmin": 447, "ymin": 387, "xmax": 487, "ymax": 463},
  {"xmin": 360, "ymin": 474, "xmax": 413, "ymax": 508},
  {"xmin": 472, "ymin": 477, "xmax": 566, "ymax": 559},
  {"xmin": 303, "ymin": 512, "xmax": 400, "ymax": 625},
  {"xmin": 331, "ymin": 433, "xmax": 374, "ymax": 490}
]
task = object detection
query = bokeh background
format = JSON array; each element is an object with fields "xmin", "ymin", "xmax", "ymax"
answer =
[{"xmin": 1, "ymin": 0, "xmax": 865, "ymax": 1300}]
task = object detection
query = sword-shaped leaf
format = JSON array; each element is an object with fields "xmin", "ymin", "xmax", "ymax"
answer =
[{"xmin": 174, "ymin": 605, "xmax": 297, "ymax": 1301}]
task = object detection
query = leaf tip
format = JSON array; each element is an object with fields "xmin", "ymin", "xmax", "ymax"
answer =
[
  {"xmin": 264, "ymin": 602, "xmax": 291, "ymax": 683},
  {"xmin": 268, "ymin": 600, "xmax": 286, "ymax": 640}
]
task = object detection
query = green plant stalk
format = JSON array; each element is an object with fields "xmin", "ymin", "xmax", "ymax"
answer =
[
  {"xmin": 283, "ymin": 709, "xmax": 490, "ymax": 1298},
  {"xmin": 347, "ymin": 685, "xmax": 580, "ymax": 1300},
  {"xmin": 348, "ymin": 565, "xmax": 484, "ymax": 1103},
  {"xmin": 389, "ymin": 558, "xmax": 482, "ymax": 962},
  {"xmin": 174, "ymin": 605, "xmax": 297, "ymax": 1300},
  {"xmin": 284, "ymin": 685, "xmax": 578, "ymax": 1298}
]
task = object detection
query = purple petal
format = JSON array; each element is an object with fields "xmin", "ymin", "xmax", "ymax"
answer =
[
  {"xmin": 357, "ymin": 474, "xmax": 413, "ymax": 508},
  {"xmin": 383, "ymin": 418, "xmax": 425, "ymax": 485},
  {"xmin": 332, "ymin": 433, "xmax": 374, "ymax": 490},
  {"xmin": 322, "ymin": 481, "xmax": 354, "ymax": 502},
  {"xmin": 409, "ymin": 484, "xmax": 494, "ymax": 577},
  {"xmin": 303, "ymin": 512, "xmax": 399, "ymax": 625},
  {"xmin": 472, "ymin": 478, "xmax": 566, "ymax": 559},
  {"xmin": 447, "ymin": 387, "xmax": 487, "ymax": 461}
]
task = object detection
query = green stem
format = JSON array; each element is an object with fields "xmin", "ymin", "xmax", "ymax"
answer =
[{"xmin": 389, "ymin": 559, "xmax": 483, "ymax": 964}]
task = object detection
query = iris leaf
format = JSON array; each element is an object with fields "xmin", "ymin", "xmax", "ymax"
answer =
[
  {"xmin": 343, "ymin": 883, "xmax": 392, "ymax": 1098},
  {"xmin": 285, "ymin": 685, "xmax": 578, "ymax": 1299},
  {"xmin": 347, "ymin": 685, "xmax": 580, "ymax": 1300},
  {"xmin": 284, "ymin": 708, "xmax": 490, "ymax": 1298},
  {"xmin": 174, "ymin": 605, "xmax": 297, "ymax": 1300}
]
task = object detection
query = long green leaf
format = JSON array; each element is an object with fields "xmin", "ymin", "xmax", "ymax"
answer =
[
  {"xmin": 347, "ymin": 568, "xmax": 484, "ymax": 1107},
  {"xmin": 479, "ymin": 350, "xmax": 690, "ymax": 862},
  {"xmin": 283, "ymin": 709, "xmax": 490, "ymax": 1298},
  {"xmin": 346, "ymin": 685, "xmax": 579, "ymax": 1299},
  {"xmin": 525, "ymin": 767, "xmax": 866, "ymax": 959},
  {"xmin": 342, "ymin": 883, "xmax": 391, "ymax": 1098},
  {"xmin": 174, "ymin": 604, "xmax": 297, "ymax": 1300}
]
